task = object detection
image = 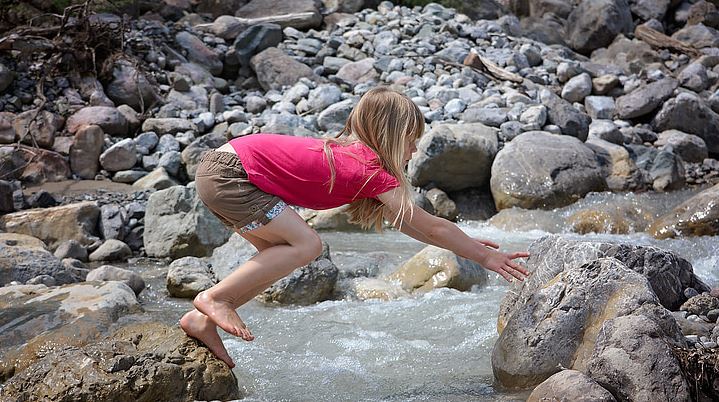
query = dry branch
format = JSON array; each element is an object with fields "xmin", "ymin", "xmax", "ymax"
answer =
[{"xmin": 635, "ymin": 25, "xmax": 702, "ymax": 58}]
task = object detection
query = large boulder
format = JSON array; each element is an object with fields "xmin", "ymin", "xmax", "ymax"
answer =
[
  {"xmin": 66, "ymin": 106, "xmax": 128, "ymax": 136},
  {"xmin": 0, "ymin": 281, "xmax": 141, "ymax": 380},
  {"xmin": 408, "ymin": 123, "xmax": 498, "ymax": 192},
  {"xmin": 615, "ymin": 78, "xmax": 678, "ymax": 119},
  {"xmin": 527, "ymin": 370, "xmax": 616, "ymax": 402},
  {"xmin": 490, "ymin": 131, "xmax": 606, "ymax": 210},
  {"xmin": 175, "ymin": 31, "xmax": 223, "ymax": 76},
  {"xmin": 649, "ymin": 183, "xmax": 719, "ymax": 239},
  {"xmin": 386, "ymin": 245, "xmax": 488, "ymax": 293},
  {"xmin": 143, "ymin": 185, "xmax": 232, "ymax": 258},
  {"xmin": 236, "ymin": 0, "xmax": 322, "ymax": 30},
  {"xmin": 208, "ymin": 233, "xmax": 258, "ymax": 280},
  {"xmin": 655, "ymin": 130, "xmax": 709, "ymax": 163},
  {"xmin": 0, "ymin": 233, "xmax": 86, "ymax": 286},
  {"xmin": 586, "ymin": 137, "xmax": 644, "ymax": 191},
  {"xmin": 70, "ymin": 124, "xmax": 104, "ymax": 179},
  {"xmin": 86, "ymin": 264, "xmax": 145, "ymax": 295},
  {"xmin": 231, "ymin": 23, "xmax": 283, "ymax": 67},
  {"xmin": 0, "ymin": 201, "xmax": 100, "ymax": 250},
  {"xmin": 105, "ymin": 60, "xmax": 160, "ymax": 111},
  {"xmin": 257, "ymin": 243, "xmax": 339, "ymax": 305},
  {"xmin": 566, "ymin": 0, "xmax": 634, "ymax": 54},
  {"xmin": 492, "ymin": 257, "xmax": 687, "ymax": 394},
  {"xmin": 166, "ymin": 256, "xmax": 216, "ymax": 298},
  {"xmin": 15, "ymin": 147, "xmax": 71, "ymax": 184},
  {"xmin": 250, "ymin": 47, "xmax": 318, "ymax": 91},
  {"xmin": 181, "ymin": 133, "xmax": 226, "ymax": 178},
  {"xmin": 652, "ymin": 92, "xmax": 719, "ymax": 155},
  {"xmin": 13, "ymin": 109, "xmax": 62, "ymax": 149},
  {"xmin": 497, "ymin": 235, "xmax": 709, "ymax": 333},
  {"xmin": 0, "ymin": 321, "xmax": 241, "ymax": 401}
]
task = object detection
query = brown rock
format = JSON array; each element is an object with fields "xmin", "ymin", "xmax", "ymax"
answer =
[
  {"xmin": 649, "ymin": 183, "xmax": 719, "ymax": 239},
  {"xmin": 70, "ymin": 124, "xmax": 105, "ymax": 179},
  {"xmin": 66, "ymin": 106, "xmax": 128, "ymax": 136},
  {"xmin": 0, "ymin": 111, "xmax": 15, "ymax": 144},
  {"xmin": 13, "ymin": 109, "xmax": 63, "ymax": 149},
  {"xmin": 17, "ymin": 147, "xmax": 71, "ymax": 184},
  {"xmin": 250, "ymin": 47, "xmax": 318, "ymax": 91}
]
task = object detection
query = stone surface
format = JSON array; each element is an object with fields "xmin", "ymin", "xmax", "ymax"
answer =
[
  {"xmin": 409, "ymin": 123, "xmax": 498, "ymax": 192},
  {"xmin": 13, "ymin": 109, "xmax": 62, "ymax": 149},
  {"xmin": 175, "ymin": 31, "xmax": 223, "ymax": 75},
  {"xmin": 53, "ymin": 239, "xmax": 88, "ymax": 262},
  {"xmin": 586, "ymin": 137, "xmax": 644, "ymax": 191},
  {"xmin": 133, "ymin": 167, "xmax": 179, "ymax": 190},
  {"xmin": 88, "ymin": 239, "xmax": 133, "ymax": 262},
  {"xmin": 86, "ymin": 264, "xmax": 145, "ymax": 295},
  {"xmin": 106, "ymin": 60, "xmax": 159, "ymax": 111},
  {"xmin": 0, "ymin": 201, "xmax": 100, "ymax": 250},
  {"xmin": 652, "ymin": 92, "xmax": 719, "ymax": 155},
  {"xmin": 649, "ymin": 183, "xmax": 719, "ymax": 238},
  {"xmin": 181, "ymin": 133, "xmax": 226, "ymax": 178},
  {"xmin": 387, "ymin": 245, "xmax": 488, "ymax": 293},
  {"xmin": 258, "ymin": 243, "xmax": 338, "ymax": 305},
  {"xmin": 232, "ymin": 23, "xmax": 283, "ymax": 67},
  {"xmin": 141, "ymin": 118, "xmax": 198, "ymax": 136},
  {"xmin": 236, "ymin": 0, "xmax": 322, "ymax": 30},
  {"xmin": 527, "ymin": 370, "xmax": 616, "ymax": 402},
  {"xmin": 0, "ymin": 233, "xmax": 86, "ymax": 286},
  {"xmin": 144, "ymin": 185, "xmax": 232, "ymax": 258},
  {"xmin": 99, "ymin": 138, "xmax": 138, "ymax": 172},
  {"xmin": 615, "ymin": 78, "xmax": 678, "ymax": 119},
  {"xmin": 0, "ymin": 321, "xmax": 241, "ymax": 401},
  {"xmin": 66, "ymin": 106, "xmax": 128, "ymax": 136},
  {"xmin": 300, "ymin": 206, "xmax": 364, "ymax": 231},
  {"xmin": 336, "ymin": 58, "xmax": 379, "ymax": 85},
  {"xmin": 655, "ymin": 130, "xmax": 709, "ymax": 163},
  {"xmin": 70, "ymin": 124, "xmax": 104, "ymax": 179},
  {"xmin": 539, "ymin": 88, "xmax": 591, "ymax": 140},
  {"xmin": 566, "ymin": 0, "xmax": 634, "ymax": 54},
  {"xmin": 250, "ymin": 47, "xmax": 318, "ymax": 91},
  {"xmin": 166, "ymin": 256, "xmax": 216, "ymax": 298},
  {"xmin": 490, "ymin": 131, "xmax": 606, "ymax": 210}
]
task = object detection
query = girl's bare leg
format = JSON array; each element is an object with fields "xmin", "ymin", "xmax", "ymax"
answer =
[{"xmin": 192, "ymin": 207, "xmax": 323, "ymax": 340}]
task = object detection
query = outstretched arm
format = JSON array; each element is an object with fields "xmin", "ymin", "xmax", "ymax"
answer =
[{"xmin": 377, "ymin": 188, "xmax": 530, "ymax": 282}]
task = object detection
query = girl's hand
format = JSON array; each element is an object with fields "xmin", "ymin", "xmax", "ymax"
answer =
[
  {"xmin": 481, "ymin": 249, "xmax": 531, "ymax": 283},
  {"xmin": 475, "ymin": 238, "xmax": 499, "ymax": 249}
]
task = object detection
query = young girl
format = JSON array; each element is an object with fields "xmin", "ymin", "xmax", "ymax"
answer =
[{"xmin": 180, "ymin": 87, "xmax": 530, "ymax": 368}]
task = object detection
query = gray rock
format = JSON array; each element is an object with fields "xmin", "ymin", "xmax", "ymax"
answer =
[
  {"xmin": 586, "ymin": 137, "xmax": 644, "ymax": 191},
  {"xmin": 307, "ymin": 84, "xmax": 343, "ymax": 113},
  {"xmin": 527, "ymin": 370, "xmax": 616, "ymax": 402},
  {"xmin": 317, "ymin": 98, "xmax": 356, "ymax": 133},
  {"xmin": 540, "ymin": 89, "xmax": 591, "ymax": 140},
  {"xmin": 652, "ymin": 92, "xmax": 719, "ymax": 155},
  {"xmin": 585, "ymin": 96, "xmax": 616, "ymax": 119},
  {"xmin": 144, "ymin": 185, "xmax": 232, "ymax": 258},
  {"xmin": 132, "ymin": 167, "xmax": 179, "ymax": 190},
  {"xmin": 518, "ymin": 105, "xmax": 547, "ymax": 131},
  {"xmin": 650, "ymin": 147, "xmax": 686, "ymax": 191},
  {"xmin": 0, "ymin": 63, "xmax": 13, "ymax": 92},
  {"xmin": 561, "ymin": 73, "xmax": 592, "ymax": 103},
  {"xmin": 258, "ymin": 243, "xmax": 338, "ymax": 305},
  {"xmin": 631, "ymin": 0, "xmax": 670, "ymax": 21},
  {"xmin": 99, "ymin": 138, "xmax": 137, "ymax": 172},
  {"xmin": 99, "ymin": 204, "xmax": 125, "ymax": 241},
  {"xmin": 66, "ymin": 106, "xmax": 128, "ymax": 136},
  {"xmin": 588, "ymin": 120, "xmax": 624, "ymax": 144},
  {"xmin": 443, "ymin": 98, "xmax": 467, "ymax": 117},
  {"xmin": 615, "ymin": 78, "xmax": 678, "ymax": 120},
  {"xmin": 236, "ymin": 0, "xmax": 322, "ymax": 30},
  {"xmin": 53, "ymin": 240, "xmax": 88, "ymax": 262},
  {"xmin": 142, "ymin": 118, "xmax": 198, "ymax": 136},
  {"xmin": 336, "ymin": 58, "xmax": 378, "ymax": 85},
  {"xmin": 671, "ymin": 23, "xmax": 719, "ymax": 49},
  {"xmin": 0, "ymin": 233, "xmax": 84, "ymax": 286},
  {"xmin": 156, "ymin": 133, "xmax": 181, "ymax": 153},
  {"xmin": 88, "ymin": 239, "xmax": 132, "ymax": 262},
  {"xmin": 323, "ymin": 56, "xmax": 351, "ymax": 74},
  {"xmin": 244, "ymin": 95, "xmax": 267, "ymax": 113},
  {"xmin": 113, "ymin": 170, "xmax": 148, "ymax": 183},
  {"xmin": 70, "ymin": 124, "xmax": 104, "ymax": 179},
  {"xmin": 425, "ymin": 188, "xmax": 458, "ymax": 221},
  {"xmin": 680, "ymin": 294, "xmax": 719, "ymax": 316},
  {"xmin": 166, "ymin": 256, "xmax": 216, "ymax": 298},
  {"xmin": 207, "ymin": 233, "xmax": 257, "ymax": 280},
  {"xmin": 134, "ymin": 131, "xmax": 159, "ymax": 155},
  {"xmin": 159, "ymin": 150, "xmax": 183, "ymax": 177},
  {"xmin": 86, "ymin": 264, "xmax": 144, "ymax": 295},
  {"xmin": 409, "ymin": 123, "xmax": 498, "ymax": 192},
  {"xmin": 499, "ymin": 121, "xmax": 523, "ymax": 142},
  {"xmin": 490, "ymin": 131, "xmax": 605, "ymax": 210},
  {"xmin": 655, "ymin": 130, "xmax": 709, "ymax": 163},
  {"xmin": 232, "ymin": 23, "xmax": 283, "ymax": 67},
  {"xmin": 250, "ymin": 47, "xmax": 318, "ymax": 91},
  {"xmin": 461, "ymin": 106, "xmax": 508, "ymax": 127},
  {"xmin": 182, "ymin": 133, "xmax": 226, "ymax": 178},
  {"xmin": 566, "ymin": 0, "xmax": 634, "ymax": 54},
  {"xmin": 0, "ymin": 180, "xmax": 13, "ymax": 213},
  {"xmin": 106, "ymin": 60, "xmax": 159, "ymax": 112},
  {"xmin": 175, "ymin": 32, "xmax": 222, "ymax": 76},
  {"xmin": 678, "ymin": 63, "xmax": 710, "ymax": 92},
  {"xmin": 0, "ymin": 112, "xmax": 15, "ymax": 144}
]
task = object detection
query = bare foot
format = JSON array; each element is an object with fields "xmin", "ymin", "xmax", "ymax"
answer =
[
  {"xmin": 193, "ymin": 290, "xmax": 255, "ymax": 341},
  {"xmin": 180, "ymin": 309, "xmax": 235, "ymax": 368}
]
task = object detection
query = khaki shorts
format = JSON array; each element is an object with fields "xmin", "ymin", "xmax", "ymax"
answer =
[{"xmin": 195, "ymin": 151, "xmax": 287, "ymax": 233}]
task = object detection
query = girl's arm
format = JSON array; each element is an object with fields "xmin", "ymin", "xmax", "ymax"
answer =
[{"xmin": 377, "ymin": 188, "xmax": 530, "ymax": 282}]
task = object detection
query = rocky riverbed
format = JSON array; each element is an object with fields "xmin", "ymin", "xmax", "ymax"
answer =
[{"xmin": 2, "ymin": 0, "xmax": 719, "ymax": 400}]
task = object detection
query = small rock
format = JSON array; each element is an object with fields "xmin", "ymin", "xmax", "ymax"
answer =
[
  {"xmin": 88, "ymin": 239, "xmax": 133, "ymax": 262},
  {"xmin": 86, "ymin": 264, "xmax": 145, "ymax": 295},
  {"xmin": 54, "ymin": 240, "xmax": 88, "ymax": 262},
  {"xmin": 99, "ymin": 139, "xmax": 137, "ymax": 172}
]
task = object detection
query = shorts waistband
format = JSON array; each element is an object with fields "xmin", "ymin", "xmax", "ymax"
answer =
[{"xmin": 199, "ymin": 150, "xmax": 242, "ymax": 167}]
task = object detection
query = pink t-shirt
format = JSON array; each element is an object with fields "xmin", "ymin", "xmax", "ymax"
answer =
[{"xmin": 229, "ymin": 133, "xmax": 399, "ymax": 210}]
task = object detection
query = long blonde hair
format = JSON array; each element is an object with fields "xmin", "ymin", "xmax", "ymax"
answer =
[{"xmin": 322, "ymin": 86, "xmax": 425, "ymax": 231}]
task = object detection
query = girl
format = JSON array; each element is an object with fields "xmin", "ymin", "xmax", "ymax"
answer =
[{"xmin": 180, "ymin": 87, "xmax": 530, "ymax": 368}]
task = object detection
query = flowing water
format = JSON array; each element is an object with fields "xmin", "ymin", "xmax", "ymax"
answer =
[{"xmin": 134, "ymin": 189, "xmax": 718, "ymax": 401}]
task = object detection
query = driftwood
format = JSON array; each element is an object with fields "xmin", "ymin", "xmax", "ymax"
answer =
[
  {"xmin": 195, "ymin": 13, "xmax": 317, "ymax": 39},
  {"xmin": 635, "ymin": 25, "xmax": 702, "ymax": 58},
  {"xmin": 463, "ymin": 49, "xmax": 524, "ymax": 83}
]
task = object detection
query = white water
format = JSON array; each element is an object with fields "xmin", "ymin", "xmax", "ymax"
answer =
[{"xmin": 135, "ymin": 190, "xmax": 718, "ymax": 401}]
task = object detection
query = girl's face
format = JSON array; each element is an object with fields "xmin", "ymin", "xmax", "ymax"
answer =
[{"xmin": 403, "ymin": 136, "xmax": 418, "ymax": 165}]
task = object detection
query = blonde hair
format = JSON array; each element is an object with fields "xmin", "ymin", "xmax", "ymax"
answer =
[{"xmin": 322, "ymin": 86, "xmax": 425, "ymax": 231}]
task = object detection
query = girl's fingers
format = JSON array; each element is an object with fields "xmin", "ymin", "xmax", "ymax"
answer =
[
  {"xmin": 479, "ymin": 239, "xmax": 500, "ymax": 249},
  {"xmin": 510, "ymin": 251, "xmax": 530, "ymax": 259},
  {"xmin": 508, "ymin": 260, "xmax": 530, "ymax": 275}
]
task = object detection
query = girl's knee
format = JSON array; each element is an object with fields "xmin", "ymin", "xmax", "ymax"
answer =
[{"xmin": 298, "ymin": 232, "xmax": 323, "ymax": 265}]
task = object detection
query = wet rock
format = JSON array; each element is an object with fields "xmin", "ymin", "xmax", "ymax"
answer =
[
  {"xmin": 498, "ymin": 235, "xmax": 709, "ymax": 333},
  {"xmin": 566, "ymin": 0, "xmax": 633, "ymax": 54},
  {"xmin": 175, "ymin": 31, "xmax": 223, "ymax": 76},
  {"xmin": 181, "ymin": 133, "xmax": 226, "ymax": 178},
  {"xmin": 425, "ymin": 188, "xmax": 458, "ymax": 221},
  {"xmin": 0, "ymin": 321, "xmax": 240, "ymax": 401},
  {"xmin": 53, "ymin": 240, "xmax": 88, "ymax": 262},
  {"xmin": 649, "ymin": 148, "xmax": 685, "ymax": 191},
  {"xmin": 539, "ymin": 88, "xmax": 591, "ymax": 140},
  {"xmin": 655, "ymin": 130, "xmax": 709, "ymax": 163},
  {"xmin": 166, "ymin": 256, "xmax": 216, "ymax": 298},
  {"xmin": 258, "ymin": 243, "xmax": 338, "ymax": 305},
  {"xmin": 493, "ymin": 256, "xmax": 686, "ymax": 391},
  {"xmin": 141, "ymin": 118, "xmax": 198, "ymax": 136},
  {"xmin": 586, "ymin": 137, "xmax": 644, "ymax": 191},
  {"xmin": 100, "ymin": 138, "xmax": 138, "ymax": 172},
  {"xmin": 132, "ymin": 167, "xmax": 180, "ymax": 190},
  {"xmin": 236, "ymin": 0, "xmax": 322, "ymax": 30},
  {"xmin": 106, "ymin": 60, "xmax": 160, "ymax": 112},
  {"xmin": 13, "ymin": 109, "xmax": 62, "ymax": 149},
  {"xmin": 342, "ymin": 277, "xmax": 409, "ymax": 301},
  {"xmin": 300, "ymin": 206, "xmax": 363, "ymax": 231},
  {"xmin": 0, "ymin": 233, "xmax": 84, "ymax": 286},
  {"xmin": 69, "ymin": 125, "xmax": 104, "ymax": 179},
  {"xmin": 615, "ymin": 78, "xmax": 678, "ymax": 119},
  {"xmin": 409, "ymin": 123, "xmax": 498, "ymax": 192},
  {"xmin": 144, "ymin": 185, "xmax": 232, "ymax": 258},
  {"xmin": 491, "ymin": 131, "xmax": 605, "ymax": 210},
  {"xmin": 649, "ymin": 182, "xmax": 719, "ymax": 239},
  {"xmin": 387, "ymin": 245, "xmax": 488, "ymax": 293},
  {"xmin": 681, "ymin": 294, "xmax": 719, "ymax": 316},
  {"xmin": 66, "ymin": 106, "xmax": 128, "ymax": 136},
  {"xmin": 527, "ymin": 370, "xmax": 616, "ymax": 402},
  {"xmin": 0, "ymin": 201, "xmax": 100, "ymax": 250},
  {"xmin": 250, "ymin": 47, "xmax": 318, "ymax": 91},
  {"xmin": 568, "ymin": 203, "xmax": 655, "ymax": 235},
  {"xmin": 86, "ymin": 264, "xmax": 145, "ymax": 295},
  {"xmin": 232, "ymin": 23, "xmax": 283, "ymax": 67},
  {"xmin": 652, "ymin": 92, "xmax": 719, "ymax": 155},
  {"xmin": 0, "ymin": 281, "xmax": 141, "ymax": 381}
]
